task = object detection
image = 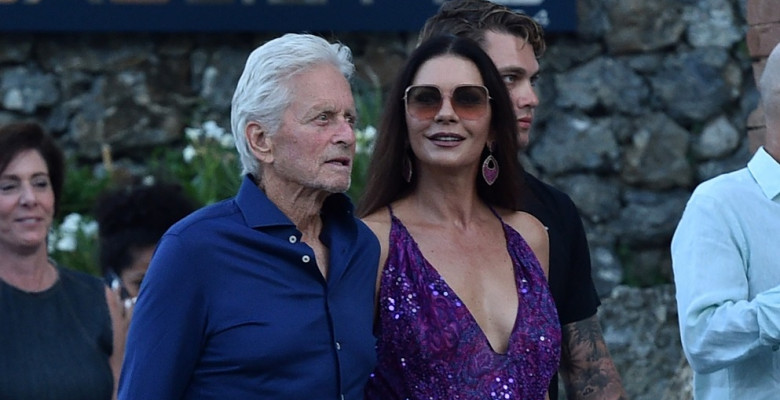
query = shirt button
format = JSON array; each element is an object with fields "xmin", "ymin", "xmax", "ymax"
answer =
[
  {"xmin": 288, "ymin": 235, "xmax": 297, "ymax": 243},
  {"xmin": 302, "ymin": 255, "xmax": 310, "ymax": 263},
  {"xmin": 335, "ymin": 341, "xmax": 341, "ymax": 350}
]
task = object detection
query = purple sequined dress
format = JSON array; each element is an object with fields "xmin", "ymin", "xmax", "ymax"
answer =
[{"xmin": 365, "ymin": 207, "xmax": 561, "ymax": 400}]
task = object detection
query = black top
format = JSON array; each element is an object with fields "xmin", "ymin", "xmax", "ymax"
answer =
[
  {"xmin": 0, "ymin": 266, "xmax": 114, "ymax": 400},
  {"xmin": 521, "ymin": 171, "xmax": 601, "ymax": 399},
  {"xmin": 522, "ymin": 172, "xmax": 601, "ymax": 324}
]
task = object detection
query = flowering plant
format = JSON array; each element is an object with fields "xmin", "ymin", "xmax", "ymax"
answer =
[
  {"xmin": 49, "ymin": 213, "xmax": 100, "ymax": 275},
  {"xmin": 53, "ymin": 87, "xmax": 383, "ymax": 276},
  {"xmin": 151, "ymin": 120, "xmax": 241, "ymax": 205},
  {"xmin": 51, "ymin": 120, "xmax": 242, "ymax": 275},
  {"xmin": 348, "ymin": 124, "xmax": 376, "ymax": 200}
]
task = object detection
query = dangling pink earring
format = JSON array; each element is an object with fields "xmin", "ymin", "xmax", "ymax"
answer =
[
  {"xmin": 482, "ymin": 148, "xmax": 498, "ymax": 186},
  {"xmin": 402, "ymin": 154, "xmax": 413, "ymax": 183}
]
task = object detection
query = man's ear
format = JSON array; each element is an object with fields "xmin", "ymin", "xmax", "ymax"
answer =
[{"xmin": 246, "ymin": 121, "xmax": 273, "ymax": 164}]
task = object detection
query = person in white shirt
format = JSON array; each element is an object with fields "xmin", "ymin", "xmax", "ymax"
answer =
[{"xmin": 671, "ymin": 41, "xmax": 780, "ymax": 400}]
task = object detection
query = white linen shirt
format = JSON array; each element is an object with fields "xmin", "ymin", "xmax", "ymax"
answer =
[{"xmin": 672, "ymin": 146, "xmax": 780, "ymax": 400}]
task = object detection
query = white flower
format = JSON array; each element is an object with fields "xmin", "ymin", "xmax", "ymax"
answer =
[
  {"xmin": 362, "ymin": 125, "xmax": 377, "ymax": 141},
  {"xmin": 219, "ymin": 134, "xmax": 235, "ymax": 149},
  {"xmin": 142, "ymin": 175, "xmax": 155, "ymax": 186},
  {"xmin": 81, "ymin": 220, "xmax": 99, "ymax": 237},
  {"xmin": 182, "ymin": 145, "xmax": 197, "ymax": 163},
  {"xmin": 355, "ymin": 125, "xmax": 377, "ymax": 155},
  {"xmin": 56, "ymin": 235, "xmax": 77, "ymax": 252},
  {"xmin": 356, "ymin": 140, "xmax": 366, "ymax": 155},
  {"xmin": 60, "ymin": 213, "xmax": 82, "ymax": 234},
  {"xmin": 202, "ymin": 120, "xmax": 225, "ymax": 140},
  {"xmin": 185, "ymin": 127, "xmax": 202, "ymax": 142}
]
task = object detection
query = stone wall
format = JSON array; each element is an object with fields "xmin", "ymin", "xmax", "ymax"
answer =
[
  {"xmin": 746, "ymin": 0, "xmax": 780, "ymax": 150},
  {"xmin": 0, "ymin": 0, "xmax": 759, "ymax": 398},
  {"xmin": 0, "ymin": 0, "xmax": 755, "ymax": 295},
  {"xmin": 653, "ymin": 2, "xmax": 780, "ymax": 399}
]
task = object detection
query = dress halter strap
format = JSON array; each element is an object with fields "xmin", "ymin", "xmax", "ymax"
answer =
[{"xmin": 487, "ymin": 204, "xmax": 502, "ymax": 220}]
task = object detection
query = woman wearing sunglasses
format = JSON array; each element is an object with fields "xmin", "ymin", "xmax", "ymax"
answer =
[{"xmin": 358, "ymin": 35, "xmax": 560, "ymax": 400}]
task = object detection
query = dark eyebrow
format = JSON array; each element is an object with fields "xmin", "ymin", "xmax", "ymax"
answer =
[{"xmin": 498, "ymin": 67, "xmax": 533, "ymax": 78}]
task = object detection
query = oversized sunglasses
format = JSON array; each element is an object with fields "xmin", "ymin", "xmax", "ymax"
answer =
[{"xmin": 404, "ymin": 84, "xmax": 491, "ymax": 121}]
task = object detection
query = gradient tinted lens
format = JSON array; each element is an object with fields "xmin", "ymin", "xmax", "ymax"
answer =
[
  {"xmin": 405, "ymin": 85, "xmax": 489, "ymax": 121},
  {"xmin": 405, "ymin": 85, "xmax": 442, "ymax": 120},
  {"xmin": 451, "ymin": 85, "xmax": 490, "ymax": 120}
]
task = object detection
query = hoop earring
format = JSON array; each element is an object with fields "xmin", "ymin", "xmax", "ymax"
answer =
[
  {"xmin": 482, "ymin": 151, "xmax": 498, "ymax": 186},
  {"xmin": 402, "ymin": 154, "xmax": 413, "ymax": 183}
]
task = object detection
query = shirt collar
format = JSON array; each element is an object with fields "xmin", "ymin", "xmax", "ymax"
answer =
[
  {"xmin": 235, "ymin": 174, "xmax": 355, "ymax": 228},
  {"xmin": 748, "ymin": 146, "xmax": 780, "ymax": 201}
]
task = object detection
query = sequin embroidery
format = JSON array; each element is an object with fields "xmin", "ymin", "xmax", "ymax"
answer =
[{"xmin": 366, "ymin": 207, "xmax": 561, "ymax": 400}]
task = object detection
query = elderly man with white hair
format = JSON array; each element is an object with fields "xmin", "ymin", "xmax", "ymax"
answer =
[
  {"xmin": 118, "ymin": 33, "xmax": 379, "ymax": 400},
  {"xmin": 672, "ymin": 42, "xmax": 780, "ymax": 400}
]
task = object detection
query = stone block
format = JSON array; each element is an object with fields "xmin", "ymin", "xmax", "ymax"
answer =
[
  {"xmin": 746, "ymin": 24, "xmax": 780, "ymax": 58},
  {"xmin": 660, "ymin": 356, "xmax": 693, "ymax": 400},
  {"xmin": 747, "ymin": 0, "xmax": 780, "ymax": 26}
]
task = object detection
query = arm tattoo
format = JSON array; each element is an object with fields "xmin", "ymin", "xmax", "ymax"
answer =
[{"xmin": 559, "ymin": 315, "xmax": 628, "ymax": 400}]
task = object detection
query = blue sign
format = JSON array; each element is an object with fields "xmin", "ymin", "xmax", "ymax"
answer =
[{"xmin": 0, "ymin": 0, "xmax": 576, "ymax": 33}]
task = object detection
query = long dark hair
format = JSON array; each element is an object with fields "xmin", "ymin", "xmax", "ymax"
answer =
[
  {"xmin": 0, "ymin": 122, "xmax": 65, "ymax": 215},
  {"xmin": 357, "ymin": 35, "xmax": 523, "ymax": 217}
]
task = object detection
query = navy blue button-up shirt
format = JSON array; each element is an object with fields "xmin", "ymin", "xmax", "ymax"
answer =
[{"xmin": 119, "ymin": 175, "xmax": 379, "ymax": 400}]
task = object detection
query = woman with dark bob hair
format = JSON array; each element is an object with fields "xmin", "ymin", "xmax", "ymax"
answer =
[
  {"xmin": 359, "ymin": 35, "xmax": 560, "ymax": 400},
  {"xmin": 0, "ymin": 121, "xmax": 124, "ymax": 400}
]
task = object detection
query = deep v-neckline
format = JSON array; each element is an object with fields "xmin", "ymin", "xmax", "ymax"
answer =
[{"xmin": 389, "ymin": 212, "xmax": 523, "ymax": 355}]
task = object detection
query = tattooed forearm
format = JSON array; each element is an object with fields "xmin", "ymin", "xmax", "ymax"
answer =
[{"xmin": 559, "ymin": 315, "xmax": 628, "ymax": 400}]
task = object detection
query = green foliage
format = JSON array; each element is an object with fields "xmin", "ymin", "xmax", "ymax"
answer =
[
  {"xmin": 49, "ymin": 213, "xmax": 100, "ymax": 276},
  {"xmin": 147, "ymin": 121, "xmax": 242, "ymax": 206},
  {"xmin": 58, "ymin": 163, "xmax": 112, "ymax": 217},
  {"xmin": 51, "ymin": 88, "xmax": 383, "ymax": 277},
  {"xmin": 348, "ymin": 125, "xmax": 377, "ymax": 201},
  {"xmin": 51, "ymin": 121, "xmax": 242, "ymax": 275},
  {"xmin": 348, "ymin": 82, "xmax": 383, "ymax": 201},
  {"xmin": 50, "ymin": 162, "xmax": 110, "ymax": 274},
  {"xmin": 354, "ymin": 78, "xmax": 384, "ymax": 134}
]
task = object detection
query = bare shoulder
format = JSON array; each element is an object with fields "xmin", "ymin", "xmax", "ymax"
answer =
[
  {"xmin": 499, "ymin": 208, "xmax": 550, "ymax": 276},
  {"xmin": 361, "ymin": 208, "xmax": 392, "ymax": 240},
  {"xmin": 499, "ymin": 209, "xmax": 548, "ymax": 245},
  {"xmin": 361, "ymin": 207, "xmax": 392, "ymax": 276}
]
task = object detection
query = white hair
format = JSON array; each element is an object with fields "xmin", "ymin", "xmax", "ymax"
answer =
[{"xmin": 230, "ymin": 33, "xmax": 354, "ymax": 176}]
